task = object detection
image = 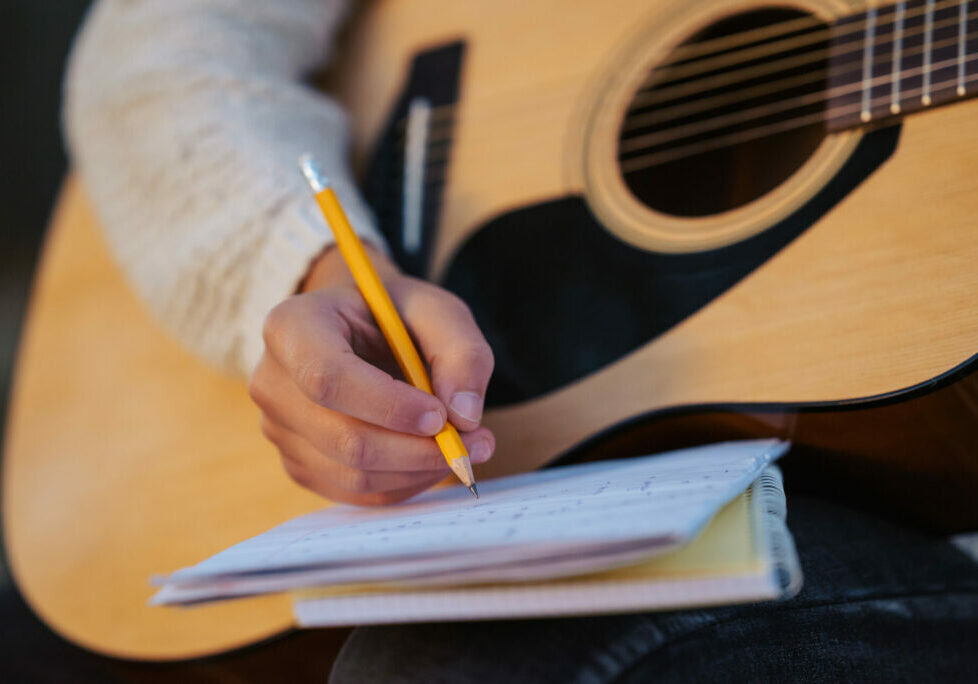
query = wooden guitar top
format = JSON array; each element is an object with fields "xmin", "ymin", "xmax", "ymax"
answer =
[
  {"xmin": 2, "ymin": 179, "xmax": 323, "ymax": 660},
  {"xmin": 7, "ymin": 0, "xmax": 978, "ymax": 661}
]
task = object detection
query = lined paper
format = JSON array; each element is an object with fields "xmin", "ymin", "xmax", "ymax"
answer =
[
  {"xmin": 292, "ymin": 481, "xmax": 789, "ymax": 626},
  {"xmin": 153, "ymin": 439, "xmax": 788, "ymax": 605}
]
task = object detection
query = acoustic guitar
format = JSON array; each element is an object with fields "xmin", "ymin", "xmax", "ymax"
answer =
[{"xmin": 5, "ymin": 0, "xmax": 978, "ymax": 662}]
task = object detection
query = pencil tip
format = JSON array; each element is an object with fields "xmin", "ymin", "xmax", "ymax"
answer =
[{"xmin": 468, "ymin": 484, "xmax": 479, "ymax": 499}]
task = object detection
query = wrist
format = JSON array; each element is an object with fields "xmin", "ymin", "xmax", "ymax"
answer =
[{"xmin": 301, "ymin": 243, "xmax": 400, "ymax": 293}]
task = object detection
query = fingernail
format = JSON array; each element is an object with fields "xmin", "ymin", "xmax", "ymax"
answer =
[
  {"xmin": 470, "ymin": 440, "xmax": 492, "ymax": 463},
  {"xmin": 418, "ymin": 410, "xmax": 445, "ymax": 435},
  {"xmin": 450, "ymin": 391, "xmax": 483, "ymax": 423}
]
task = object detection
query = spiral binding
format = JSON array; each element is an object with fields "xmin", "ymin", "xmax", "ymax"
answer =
[{"xmin": 748, "ymin": 466, "xmax": 804, "ymax": 597}]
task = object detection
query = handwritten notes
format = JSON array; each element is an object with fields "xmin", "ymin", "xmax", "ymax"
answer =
[{"xmin": 153, "ymin": 439, "xmax": 788, "ymax": 605}]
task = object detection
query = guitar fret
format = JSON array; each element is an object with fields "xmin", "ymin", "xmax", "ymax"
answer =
[
  {"xmin": 892, "ymin": 2, "xmax": 907, "ymax": 113},
  {"xmin": 923, "ymin": 0, "xmax": 936, "ymax": 104},
  {"xmin": 960, "ymin": 0, "xmax": 969, "ymax": 94},
  {"xmin": 862, "ymin": 7, "xmax": 878, "ymax": 121},
  {"xmin": 827, "ymin": 0, "xmax": 978, "ymax": 130},
  {"xmin": 928, "ymin": 0, "xmax": 967, "ymax": 106},
  {"xmin": 920, "ymin": 0, "xmax": 934, "ymax": 105}
]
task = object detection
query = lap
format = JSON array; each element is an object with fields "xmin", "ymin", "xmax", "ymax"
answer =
[{"xmin": 329, "ymin": 496, "xmax": 978, "ymax": 684}]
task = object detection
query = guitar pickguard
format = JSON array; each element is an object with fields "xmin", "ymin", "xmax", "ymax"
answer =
[
  {"xmin": 363, "ymin": 41, "xmax": 465, "ymax": 277},
  {"xmin": 364, "ymin": 43, "xmax": 902, "ymax": 408},
  {"xmin": 452, "ymin": 127, "xmax": 901, "ymax": 406}
]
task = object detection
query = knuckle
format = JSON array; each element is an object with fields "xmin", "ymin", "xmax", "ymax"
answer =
[
  {"xmin": 258, "ymin": 414, "xmax": 284, "ymax": 444},
  {"xmin": 474, "ymin": 340, "xmax": 495, "ymax": 366},
  {"xmin": 418, "ymin": 444, "xmax": 446, "ymax": 470},
  {"xmin": 247, "ymin": 372, "xmax": 268, "ymax": 407},
  {"xmin": 410, "ymin": 281, "xmax": 468, "ymax": 314},
  {"xmin": 379, "ymin": 398, "xmax": 399, "ymax": 430},
  {"xmin": 280, "ymin": 457, "xmax": 311, "ymax": 490},
  {"xmin": 377, "ymin": 380, "xmax": 404, "ymax": 428},
  {"xmin": 335, "ymin": 428, "xmax": 369, "ymax": 469},
  {"xmin": 344, "ymin": 468, "xmax": 372, "ymax": 494},
  {"xmin": 456, "ymin": 341, "xmax": 495, "ymax": 373},
  {"xmin": 261, "ymin": 300, "xmax": 292, "ymax": 350},
  {"xmin": 298, "ymin": 362, "xmax": 341, "ymax": 407},
  {"xmin": 440, "ymin": 290, "xmax": 474, "ymax": 317},
  {"xmin": 258, "ymin": 415, "xmax": 278, "ymax": 441}
]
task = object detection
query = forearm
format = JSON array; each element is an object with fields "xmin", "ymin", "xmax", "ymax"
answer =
[{"xmin": 64, "ymin": 0, "xmax": 386, "ymax": 375}]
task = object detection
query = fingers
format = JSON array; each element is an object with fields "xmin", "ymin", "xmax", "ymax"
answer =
[
  {"xmin": 262, "ymin": 419, "xmax": 448, "ymax": 501},
  {"xmin": 252, "ymin": 279, "xmax": 497, "ymax": 507},
  {"xmin": 262, "ymin": 292, "xmax": 447, "ymax": 436},
  {"xmin": 396, "ymin": 280, "xmax": 495, "ymax": 431},
  {"xmin": 261, "ymin": 417, "xmax": 493, "ymax": 505},
  {"xmin": 251, "ymin": 355, "xmax": 496, "ymax": 472}
]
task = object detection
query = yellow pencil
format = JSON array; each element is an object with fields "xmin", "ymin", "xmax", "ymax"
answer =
[{"xmin": 299, "ymin": 154, "xmax": 478, "ymax": 498}]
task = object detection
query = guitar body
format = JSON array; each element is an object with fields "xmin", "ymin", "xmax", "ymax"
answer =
[
  {"xmin": 4, "ymin": 0, "xmax": 978, "ymax": 662},
  {"xmin": 330, "ymin": 0, "xmax": 978, "ymax": 479}
]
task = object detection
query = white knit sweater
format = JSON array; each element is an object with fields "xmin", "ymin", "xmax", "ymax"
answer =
[{"xmin": 64, "ymin": 0, "xmax": 384, "ymax": 376}]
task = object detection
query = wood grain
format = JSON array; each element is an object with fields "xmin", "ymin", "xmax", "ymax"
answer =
[
  {"xmin": 2, "ymin": 179, "xmax": 324, "ymax": 660},
  {"xmin": 480, "ymin": 100, "xmax": 978, "ymax": 476},
  {"xmin": 331, "ymin": 0, "xmax": 867, "ymax": 273},
  {"xmin": 5, "ymin": 0, "xmax": 978, "ymax": 661},
  {"xmin": 330, "ymin": 0, "xmax": 978, "ymax": 477}
]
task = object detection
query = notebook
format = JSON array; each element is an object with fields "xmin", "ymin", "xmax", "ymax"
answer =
[
  {"xmin": 293, "ymin": 467, "xmax": 799, "ymax": 625},
  {"xmin": 152, "ymin": 439, "xmax": 801, "ymax": 624}
]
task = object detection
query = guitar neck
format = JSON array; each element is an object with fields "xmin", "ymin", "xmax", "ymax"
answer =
[{"xmin": 828, "ymin": 0, "xmax": 978, "ymax": 129}]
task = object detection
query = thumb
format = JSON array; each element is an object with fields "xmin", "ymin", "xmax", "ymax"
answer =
[{"xmin": 397, "ymin": 280, "xmax": 494, "ymax": 431}]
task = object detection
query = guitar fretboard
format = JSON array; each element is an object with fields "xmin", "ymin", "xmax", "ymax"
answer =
[{"xmin": 828, "ymin": 0, "xmax": 978, "ymax": 129}]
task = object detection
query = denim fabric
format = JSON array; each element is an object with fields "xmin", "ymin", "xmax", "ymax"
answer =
[{"xmin": 329, "ymin": 496, "xmax": 978, "ymax": 683}]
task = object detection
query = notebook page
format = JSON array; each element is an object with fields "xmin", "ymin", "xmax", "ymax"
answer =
[
  {"xmin": 155, "ymin": 476, "xmax": 772, "ymax": 604},
  {"xmin": 154, "ymin": 470, "xmax": 779, "ymax": 605},
  {"xmin": 153, "ymin": 544, "xmax": 670, "ymax": 605},
  {"xmin": 292, "ymin": 478, "xmax": 794, "ymax": 626},
  {"xmin": 157, "ymin": 440, "xmax": 788, "ymax": 592}
]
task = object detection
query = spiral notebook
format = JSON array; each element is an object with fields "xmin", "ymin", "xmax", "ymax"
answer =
[{"xmin": 152, "ymin": 440, "xmax": 801, "ymax": 624}]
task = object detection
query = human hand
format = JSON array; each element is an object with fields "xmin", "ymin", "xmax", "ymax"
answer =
[{"xmin": 249, "ymin": 245, "xmax": 495, "ymax": 505}]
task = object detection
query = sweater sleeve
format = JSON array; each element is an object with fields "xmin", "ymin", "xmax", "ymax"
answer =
[{"xmin": 63, "ymin": 0, "xmax": 387, "ymax": 376}]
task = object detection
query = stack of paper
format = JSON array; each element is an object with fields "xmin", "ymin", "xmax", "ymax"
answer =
[{"xmin": 152, "ymin": 439, "xmax": 796, "ymax": 619}]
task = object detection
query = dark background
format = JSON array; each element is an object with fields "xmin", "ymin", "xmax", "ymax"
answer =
[
  {"xmin": 1, "ymin": 0, "xmax": 92, "ymax": 538},
  {"xmin": 1, "ymin": 7, "xmax": 345, "ymax": 680},
  {"xmin": 0, "ymin": 0, "xmax": 92, "ymax": 472},
  {"xmin": 0, "ymin": 1, "xmax": 116, "ymax": 678}
]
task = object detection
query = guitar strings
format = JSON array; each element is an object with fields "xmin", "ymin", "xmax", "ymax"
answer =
[
  {"xmin": 621, "ymin": 70, "xmax": 827, "ymax": 134},
  {"xmin": 650, "ymin": 0, "xmax": 966, "ymax": 69},
  {"xmin": 618, "ymin": 34, "xmax": 978, "ymax": 156},
  {"xmin": 626, "ymin": 10, "xmax": 969, "ymax": 131},
  {"xmin": 407, "ymin": 20, "xmax": 977, "ymax": 172},
  {"xmin": 410, "ymin": 0, "xmax": 971, "ymax": 137},
  {"xmin": 409, "ymin": 71, "xmax": 978, "ymax": 191},
  {"xmin": 369, "ymin": 4, "xmax": 978, "ymax": 191},
  {"xmin": 412, "ymin": 0, "xmax": 960, "ymax": 127},
  {"xmin": 634, "ymin": 0, "xmax": 967, "ymax": 93},
  {"xmin": 414, "ymin": 66, "xmax": 978, "ymax": 186},
  {"xmin": 628, "ymin": 9, "xmax": 974, "ymax": 112},
  {"xmin": 412, "ymin": 36, "xmax": 977, "ymax": 173},
  {"xmin": 405, "ymin": 8, "xmax": 976, "ymax": 155},
  {"xmin": 626, "ymin": 43, "xmax": 836, "ymax": 114},
  {"xmin": 406, "ymin": 66, "xmax": 822, "ymax": 149},
  {"xmin": 618, "ymin": 73, "xmax": 977, "ymax": 173}
]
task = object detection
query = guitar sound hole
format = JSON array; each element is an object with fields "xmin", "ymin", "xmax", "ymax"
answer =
[{"xmin": 618, "ymin": 8, "xmax": 830, "ymax": 217}]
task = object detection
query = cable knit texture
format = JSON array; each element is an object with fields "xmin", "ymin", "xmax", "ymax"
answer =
[{"xmin": 64, "ymin": 0, "xmax": 386, "ymax": 375}]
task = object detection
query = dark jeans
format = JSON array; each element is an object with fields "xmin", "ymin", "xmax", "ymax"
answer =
[
  {"xmin": 329, "ymin": 496, "xmax": 978, "ymax": 683},
  {"xmin": 2, "ymin": 496, "xmax": 976, "ymax": 682}
]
